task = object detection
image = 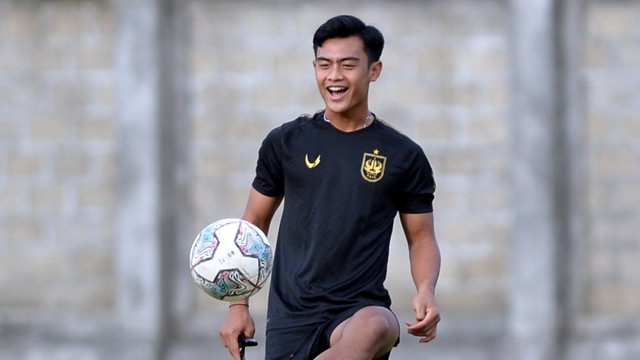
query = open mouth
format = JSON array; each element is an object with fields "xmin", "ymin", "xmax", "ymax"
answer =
[{"xmin": 327, "ymin": 86, "xmax": 348, "ymax": 96}]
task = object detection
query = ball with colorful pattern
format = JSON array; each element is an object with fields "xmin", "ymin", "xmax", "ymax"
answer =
[{"xmin": 189, "ymin": 218, "xmax": 273, "ymax": 301}]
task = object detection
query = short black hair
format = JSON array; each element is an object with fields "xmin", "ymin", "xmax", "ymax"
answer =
[{"xmin": 312, "ymin": 15, "xmax": 385, "ymax": 65}]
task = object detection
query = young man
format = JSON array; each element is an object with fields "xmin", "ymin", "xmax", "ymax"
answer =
[{"xmin": 219, "ymin": 15, "xmax": 441, "ymax": 360}]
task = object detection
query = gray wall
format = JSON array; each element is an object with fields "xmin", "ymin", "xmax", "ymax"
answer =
[{"xmin": 0, "ymin": 0, "xmax": 638, "ymax": 359}]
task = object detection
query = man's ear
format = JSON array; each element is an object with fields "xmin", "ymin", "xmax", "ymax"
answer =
[{"xmin": 369, "ymin": 60, "xmax": 383, "ymax": 82}]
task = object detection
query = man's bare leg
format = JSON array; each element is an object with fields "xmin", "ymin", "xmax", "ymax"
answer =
[{"xmin": 314, "ymin": 306, "xmax": 400, "ymax": 360}]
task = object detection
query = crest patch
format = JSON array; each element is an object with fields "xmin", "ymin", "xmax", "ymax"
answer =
[{"xmin": 361, "ymin": 149, "xmax": 386, "ymax": 182}]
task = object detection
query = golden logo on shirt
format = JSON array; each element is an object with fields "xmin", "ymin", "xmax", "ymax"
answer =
[
  {"xmin": 305, "ymin": 154, "xmax": 321, "ymax": 169},
  {"xmin": 361, "ymin": 149, "xmax": 386, "ymax": 182}
]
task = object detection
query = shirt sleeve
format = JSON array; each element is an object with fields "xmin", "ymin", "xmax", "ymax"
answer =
[
  {"xmin": 396, "ymin": 146, "xmax": 436, "ymax": 213},
  {"xmin": 252, "ymin": 126, "xmax": 285, "ymax": 197}
]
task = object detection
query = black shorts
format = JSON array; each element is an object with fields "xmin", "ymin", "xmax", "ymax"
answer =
[{"xmin": 265, "ymin": 307, "xmax": 399, "ymax": 360}]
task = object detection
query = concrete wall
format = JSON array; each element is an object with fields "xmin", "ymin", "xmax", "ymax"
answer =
[
  {"xmin": 0, "ymin": 0, "xmax": 116, "ymax": 312},
  {"xmin": 0, "ymin": 0, "xmax": 638, "ymax": 359}
]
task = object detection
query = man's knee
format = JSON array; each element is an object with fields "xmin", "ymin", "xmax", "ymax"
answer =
[
  {"xmin": 361, "ymin": 308, "xmax": 398, "ymax": 338},
  {"xmin": 332, "ymin": 307, "xmax": 399, "ymax": 347}
]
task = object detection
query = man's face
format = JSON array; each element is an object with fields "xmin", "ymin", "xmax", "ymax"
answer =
[{"xmin": 313, "ymin": 36, "xmax": 382, "ymax": 118}]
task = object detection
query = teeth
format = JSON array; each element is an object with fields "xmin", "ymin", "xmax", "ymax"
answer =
[{"xmin": 328, "ymin": 86, "xmax": 347, "ymax": 92}]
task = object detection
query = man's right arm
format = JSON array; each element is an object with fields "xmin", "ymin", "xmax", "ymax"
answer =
[
  {"xmin": 241, "ymin": 187, "xmax": 283, "ymax": 235},
  {"xmin": 218, "ymin": 187, "xmax": 282, "ymax": 359}
]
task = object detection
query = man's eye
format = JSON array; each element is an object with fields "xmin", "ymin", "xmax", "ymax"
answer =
[{"xmin": 342, "ymin": 63, "xmax": 356, "ymax": 69}]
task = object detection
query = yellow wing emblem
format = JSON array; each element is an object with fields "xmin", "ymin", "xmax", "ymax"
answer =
[
  {"xmin": 305, "ymin": 154, "xmax": 321, "ymax": 169},
  {"xmin": 361, "ymin": 149, "xmax": 386, "ymax": 182}
]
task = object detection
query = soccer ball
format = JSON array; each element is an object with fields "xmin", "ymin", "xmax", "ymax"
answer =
[{"xmin": 189, "ymin": 218, "xmax": 273, "ymax": 301}]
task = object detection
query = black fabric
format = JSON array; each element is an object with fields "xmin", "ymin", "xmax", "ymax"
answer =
[
  {"xmin": 252, "ymin": 111, "xmax": 435, "ymax": 354},
  {"xmin": 264, "ymin": 306, "xmax": 398, "ymax": 360}
]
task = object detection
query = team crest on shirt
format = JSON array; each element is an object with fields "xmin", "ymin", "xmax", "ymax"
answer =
[{"xmin": 361, "ymin": 149, "xmax": 386, "ymax": 183}]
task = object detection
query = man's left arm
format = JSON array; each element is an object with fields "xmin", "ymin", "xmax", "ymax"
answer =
[{"xmin": 400, "ymin": 212, "xmax": 441, "ymax": 343}]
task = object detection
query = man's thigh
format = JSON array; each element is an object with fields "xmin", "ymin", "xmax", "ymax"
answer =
[{"xmin": 328, "ymin": 306, "xmax": 400, "ymax": 359}]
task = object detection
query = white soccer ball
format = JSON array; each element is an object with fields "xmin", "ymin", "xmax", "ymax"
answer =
[{"xmin": 189, "ymin": 218, "xmax": 273, "ymax": 301}]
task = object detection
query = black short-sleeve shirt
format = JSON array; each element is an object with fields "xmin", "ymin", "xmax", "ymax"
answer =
[{"xmin": 252, "ymin": 111, "xmax": 435, "ymax": 330}]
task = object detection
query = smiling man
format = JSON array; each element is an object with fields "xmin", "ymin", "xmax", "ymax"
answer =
[{"xmin": 218, "ymin": 15, "xmax": 441, "ymax": 360}]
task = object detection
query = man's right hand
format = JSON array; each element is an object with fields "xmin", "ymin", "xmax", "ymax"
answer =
[{"xmin": 219, "ymin": 303, "xmax": 255, "ymax": 360}]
